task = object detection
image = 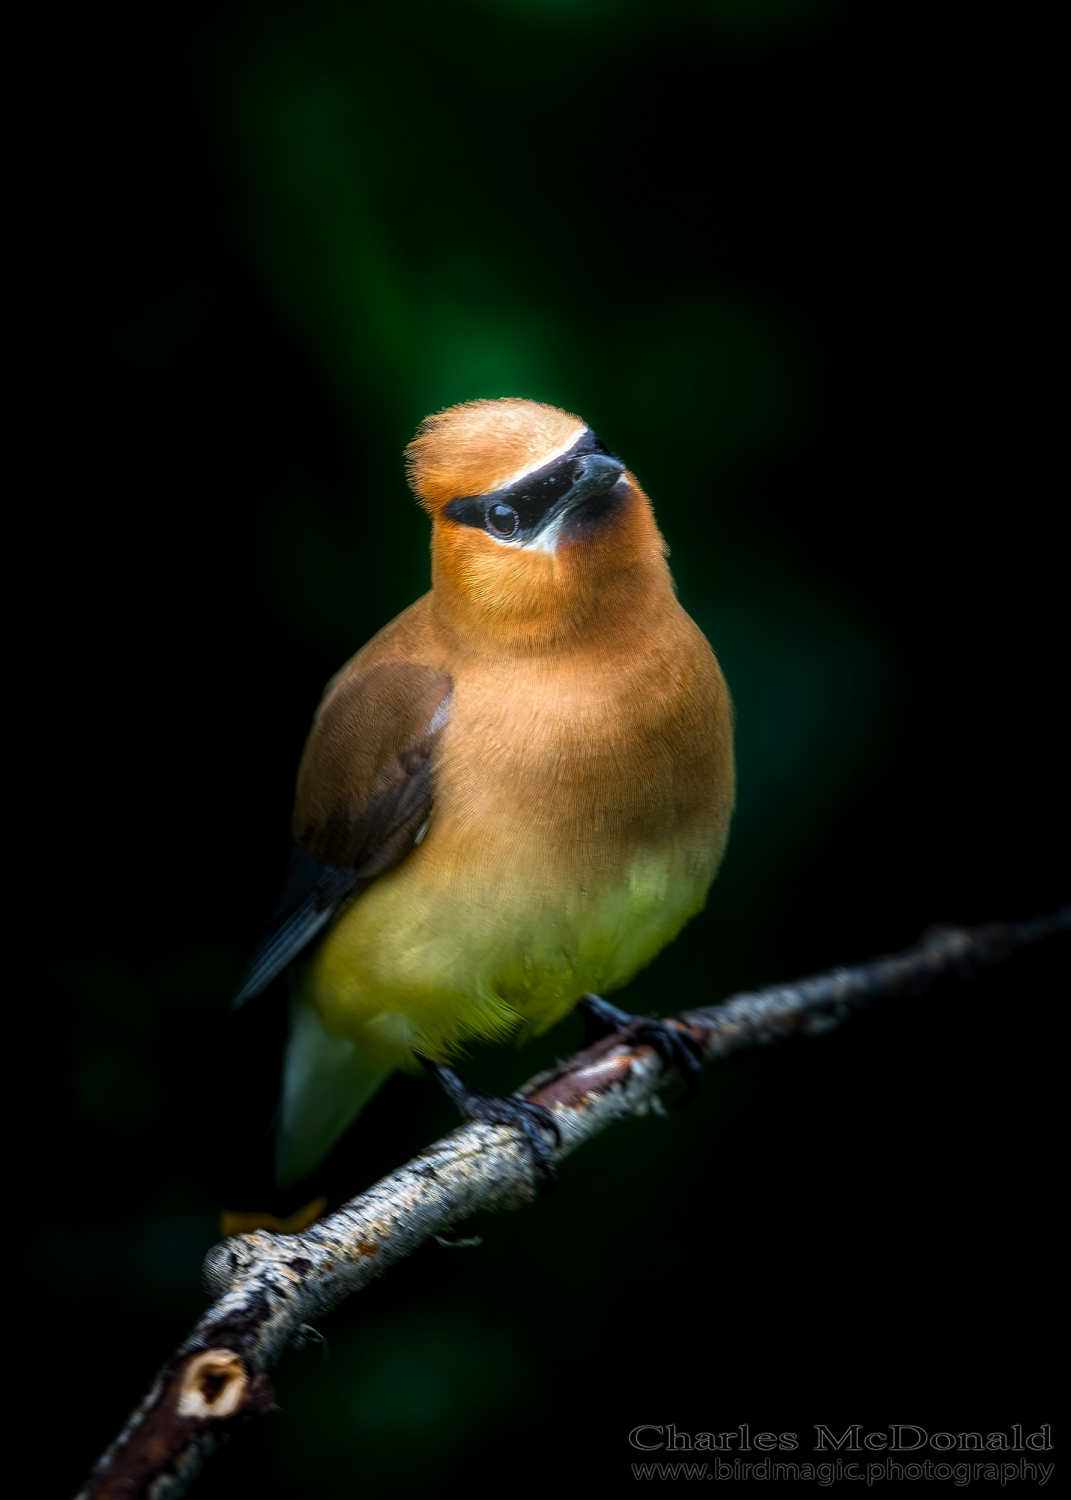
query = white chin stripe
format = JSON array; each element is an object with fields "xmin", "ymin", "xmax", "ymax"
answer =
[{"xmin": 521, "ymin": 510, "xmax": 568, "ymax": 555}]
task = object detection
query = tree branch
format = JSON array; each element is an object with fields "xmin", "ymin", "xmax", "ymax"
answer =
[{"xmin": 77, "ymin": 909, "xmax": 1069, "ymax": 1500}]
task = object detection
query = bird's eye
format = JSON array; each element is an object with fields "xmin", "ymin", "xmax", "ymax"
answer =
[{"xmin": 487, "ymin": 504, "xmax": 519, "ymax": 537}]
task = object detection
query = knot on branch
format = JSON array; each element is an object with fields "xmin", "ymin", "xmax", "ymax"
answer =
[
  {"xmin": 177, "ymin": 1351, "xmax": 249, "ymax": 1420},
  {"xmin": 77, "ymin": 1350, "xmax": 274, "ymax": 1500}
]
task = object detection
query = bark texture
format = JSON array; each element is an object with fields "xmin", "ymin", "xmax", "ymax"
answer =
[{"xmin": 78, "ymin": 909, "xmax": 1069, "ymax": 1500}]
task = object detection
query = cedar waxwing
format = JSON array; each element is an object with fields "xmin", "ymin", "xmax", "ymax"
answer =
[{"xmin": 225, "ymin": 398, "xmax": 734, "ymax": 1228}]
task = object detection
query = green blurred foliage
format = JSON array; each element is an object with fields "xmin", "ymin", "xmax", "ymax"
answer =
[
  {"xmin": 34, "ymin": 0, "xmax": 1066, "ymax": 1493},
  {"xmin": 273, "ymin": 1311, "xmax": 532, "ymax": 1489},
  {"xmin": 207, "ymin": 0, "xmax": 894, "ymax": 977},
  {"xmin": 41, "ymin": 0, "xmax": 890, "ymax": 1397}
]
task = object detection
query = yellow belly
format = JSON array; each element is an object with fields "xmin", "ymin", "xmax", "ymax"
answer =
[
  {"xmin": 305, "ymin": 834, "xmax": 717, "ymax": 1071},
  {"xmin": 304, "ymin": 595, "xmax": 734, "ymax": 1074}
]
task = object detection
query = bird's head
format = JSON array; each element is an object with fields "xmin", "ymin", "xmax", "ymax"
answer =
[{"xmin": 405, "ymin": 398, "xmax": 671, "ymax": 652}]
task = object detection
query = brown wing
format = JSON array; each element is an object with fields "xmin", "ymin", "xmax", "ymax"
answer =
[{"xmin": 233, "ymin": 662, "xmax": 451, "ymax": 1007}]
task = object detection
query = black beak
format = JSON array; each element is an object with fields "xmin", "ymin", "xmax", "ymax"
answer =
[{"xmin": 560, "ymin": 452, "xmax": 626, "ymax": 512}]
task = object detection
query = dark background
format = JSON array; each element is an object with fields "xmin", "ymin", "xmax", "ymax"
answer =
[{"xmin": 11, "ymin": 1, "xmax": 1064, "ymax": 1494}]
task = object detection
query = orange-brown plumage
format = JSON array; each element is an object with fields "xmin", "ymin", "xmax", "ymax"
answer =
[
  {"xmin": 247, "ymin": 397, "xmax": 734, "ymax": 1188},
  {"xmin": 406, "ymin": 397, "xmax": 587, "ymax": 512}
]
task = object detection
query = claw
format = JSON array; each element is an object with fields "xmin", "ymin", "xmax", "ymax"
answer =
[
  {"xmin": 577, "ymin": 993, "xmax": 703, "ymax": 1105},
  {"xmin": 423, "ymin": 1060, "xmax": 560, "ymax": 1185},
  {"xmin": 630, "ymin": 1018, "xmax": 703, "ymax": 1103},
  {"xmin": 577, "ymin": 992, "xmax": 635, "ymax": 1044}
]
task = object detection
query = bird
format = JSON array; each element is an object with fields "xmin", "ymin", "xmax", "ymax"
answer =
[{"xmin": 222, "ymin": 397, "xmax": 734, "ymax": 1232}]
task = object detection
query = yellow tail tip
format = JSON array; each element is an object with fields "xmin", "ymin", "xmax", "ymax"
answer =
[{"xmin": 219, "ymin": 1196, "xmax": 327, "ymax": 1239}]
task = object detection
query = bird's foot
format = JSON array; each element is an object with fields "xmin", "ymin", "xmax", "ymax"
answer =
[
  {"xmin": 577, "ymin": 993, "xmax": 703, "ymax": 1104},
  {"xmin": 423, "ymin": 1060, "xmax": 560, "ymax": 1186}
]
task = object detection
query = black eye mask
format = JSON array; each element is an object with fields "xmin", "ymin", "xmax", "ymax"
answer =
[{"xmin": 443, "ymin": 429, "xmax": 625, "ymax": 544}]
